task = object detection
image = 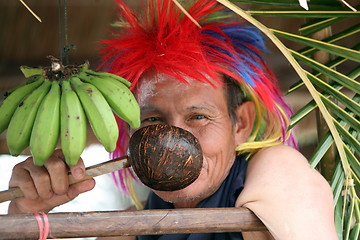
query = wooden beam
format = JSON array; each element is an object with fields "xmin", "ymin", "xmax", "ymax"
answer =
[{"xmin": 0, "ymin": 207, "xmax": 265, "ymax": 239}]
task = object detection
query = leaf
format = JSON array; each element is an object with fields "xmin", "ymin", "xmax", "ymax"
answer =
[
  {"xmin": 306, "ymin": 72, "xmax": 360, "ymax": 117},
  {"xmin": 291, "ymin": 50, "xmax": 360, "ymax": 94},
  {"xmin": 334, "ymin": 189, "xmax": 344, "ymax": 240},
  {"xmin": 289, "ymin": 99, "xmax": 317, "ymax": 129},
  {"xmin": 310, "ymin": 93, "xmax": 360, "ymax": 166},
  {"xmin": 309, "ymin": 131, "xmax": 333, "ymax": 168},
  {"xmin": 310, "ymin": 110, "xmax": 360, "ymax": 173},
  {"xmin": 287, "ymin": 50, "xmax": 360, "ymax": 94},
  {"xmin": 344, "ymin": 196, "xmax": 355, "ymax": 239},
  {"xmin": 350, "ymin": 223, "xmax": 360, "ymax": 240},
  {"xmin": 310, "ymin": 89, "xmax": 360, "ymax": 169},
  {"xmin": 289, "ymin": 80, "xmax": 360, "ymax": 130},
  {"xmin": 299, "ymin": 24, "xmax": 360, "ymax": 57},
  {"xmin": 273, "ymin": 29, "xmax": 360, "ymax": 62},
  {"xmin": 247, "ymin": 9, "xmax": 360, "ymax": 18},
  {"xmin": 287, "ymin": 58, "xmax": 360, "ymax": 95},
  {"xmin": 321, "ymin": 95, "xmax": 360, "ymax": 133},
  {"xmin": 229, "ymin": 0, "xmax": 342, "ymax": 7},
  {"xmin": 352, "ymin": 169, "xmax": 360, "ymax": 196},
  {"xmin": 299, "ymin": 17, "xmax": 345, "ymax": 37},
  {"xmin": 344, "ymin": 145, "xmax": 360, "ymax": 181},
  {"xmin": 331, "ymin": 160, "xmax": 345, "ymax": 206}
]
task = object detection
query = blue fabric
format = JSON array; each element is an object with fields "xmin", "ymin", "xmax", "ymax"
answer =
[{"xmin": 137, "ymin": 154, "xmax": 248, "ymax": 240}]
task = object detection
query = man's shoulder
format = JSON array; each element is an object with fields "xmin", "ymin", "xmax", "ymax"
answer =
[
  {"xmin": 236, "ymin": 146, "xmax": 337, "ymax": 239},
  {"xmin": 246, "ymin": 144, "xmax": 310, "ymax": 177},
  {"xmin": 236, "ymin": 144, "xmax": 330, "ymax": 206}
]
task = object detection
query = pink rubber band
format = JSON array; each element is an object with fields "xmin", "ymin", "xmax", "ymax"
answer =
[
  {"xmin": 39, "ymin": 212, "xmax": 49, "ymax": 239},
  {"xmin": 33, "ymin": 213, "xmax": 43, "ymax": 239},
  {"xmin": 32, "ymin": 212, "xmax": 50, "ymax": 239}
]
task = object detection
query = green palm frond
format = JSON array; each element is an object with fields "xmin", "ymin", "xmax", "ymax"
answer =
[
  {"xmin": 300, "ymin": 17, "xmax": 345, "ymax": 36},
  {"xmin": 231, "ymin": 0, "xmax": 342, "ymax": 7},
  {"xmin": 288, "ymin": 44, "xmax": 360, "ymax": 93},
  {"xmin": 247, "ymin": 9, "xmax": 360, "ymax": 18},
  {"xmin": 216, "ymin": 0, "xmax": 360, "ymax": 239}
]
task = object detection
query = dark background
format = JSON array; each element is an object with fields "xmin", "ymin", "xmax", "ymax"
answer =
[{"xmin": 0, "ymin": 0, "xmax": 358, "ymax": 158}]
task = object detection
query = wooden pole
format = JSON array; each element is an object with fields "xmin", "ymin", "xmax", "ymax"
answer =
[
  {"xmin": 0, "ymin": 207, "xmax": 265, "ymax": 239},
  {"xmin": 0, "ymin": 156, "xmax": 129, "ymax": 203}
]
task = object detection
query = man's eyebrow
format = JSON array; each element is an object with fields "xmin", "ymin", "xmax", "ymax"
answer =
[
  {"xmin": 140, "ymin": 104, "xmax": 217, "ymax": 113},
  {"xmin": 185, "ymin": 104, "xmax": 217, "ymax": 112},
  {"xmin": 140, "ymin": 105, "xmax": 161, "ymax": 113}
]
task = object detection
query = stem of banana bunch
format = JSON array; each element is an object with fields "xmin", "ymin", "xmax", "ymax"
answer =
[
  {"xmin": 58, "ymin": 0, "xmax": 70, "ymax": 65},
  {"xmin": 63, "ymin": 0, "xmax": 70, "ymax": 65},
  {"xmin": 58, "ymin": 0, "xmax": 63, "ymax": 65},
  {"xmin": 58, "ymin": 0, "xmax": 73, "ymax": 84}
]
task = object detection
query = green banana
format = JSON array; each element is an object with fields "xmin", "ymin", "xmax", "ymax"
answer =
[
  {"xmin": 77, "ymin": 62, "xmax": 89, "ymax": 72},
  {"xmin": 84, "ymin": 69, "xmax": 132, "ymax": 88},
  {"xmin": 6, "ymin": 78, "xmax": 52, "ymax": 156},
  {"xmin": 0, "ymin": 76, "xmax": 44, "ymax": 134},
  {"xmin": 20, "ymin": 66, "xmax": 43, "ymax": 78},
  {"xmin": 78, "ymin": 72, "xmax": 140, "ymax": 129},
  {"xmin": 4, "ymin": 76, "xmax": 43, "ymax": 97},
  {"xmin": 60, "ymin": 80, "xmax": 87, "ymax": 166},
  {"xmin": 70, "ymin": 76, "xmax": 119, "ymax": 153},
  {"xmin": 30, "ymin": 81, "xmax": 61, "ymax": 166}
]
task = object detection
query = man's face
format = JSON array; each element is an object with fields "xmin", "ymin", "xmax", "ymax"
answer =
[{"xmin": 130, "ymin": 73, "xmax": 239, "ymax": 207}]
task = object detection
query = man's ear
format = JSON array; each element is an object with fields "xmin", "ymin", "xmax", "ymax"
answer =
[{"xmin": 234, "ymin": 101, "xmax": 256, "ymax": 146}]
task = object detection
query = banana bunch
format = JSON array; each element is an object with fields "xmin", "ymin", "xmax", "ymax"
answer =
[{"xmin": 0, "ymin": 61, "xmax": 140, "ymax": 166}]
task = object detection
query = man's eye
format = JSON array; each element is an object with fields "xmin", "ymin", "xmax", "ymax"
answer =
[
  {"xmin": 143, "ymin": 117, "xmax": 161, "ymax": 122},
  {"xmin": 192, "ymin": 114, "xmax": 206, "ymax": 120}
]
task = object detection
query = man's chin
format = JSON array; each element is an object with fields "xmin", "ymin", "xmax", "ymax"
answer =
[
  {"xmin": 153, "ymin": 191, "xmax": 188, "ymax": 203},
  {"xmin": 152, "ymin": 167, "xmax": 211, "ymax": 205},
  {"xmin": 153, "ymin": 186, "xmax": 203, "ymax": 204},
  {"xmin": 152, "ymin": 182, "xmax": 215, "ymax": 207}
]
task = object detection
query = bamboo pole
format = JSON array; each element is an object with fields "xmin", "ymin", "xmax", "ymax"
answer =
[{"xmin": 0, "ymin": 207, "xmax": 265, "ymax": 239}]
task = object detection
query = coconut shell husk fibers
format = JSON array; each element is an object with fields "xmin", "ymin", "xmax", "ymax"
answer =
[{"xmin": 128, "ymin": 124, "xmax": 203, "ymax": 191}]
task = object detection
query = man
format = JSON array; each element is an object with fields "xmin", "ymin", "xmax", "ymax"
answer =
[{"xmin": 8, "ymin": 0, "xmax": 338, "ymax": 239}]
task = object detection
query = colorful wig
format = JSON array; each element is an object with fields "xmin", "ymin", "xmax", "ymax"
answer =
[{"xmin": 100, "ymin": 0, "xmax": 297, "ymax": 199}]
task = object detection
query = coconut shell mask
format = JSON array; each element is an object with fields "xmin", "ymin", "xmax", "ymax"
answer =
[{"xmin": 128, "ymin": 124, "xmax": 203, "ymax": 191}]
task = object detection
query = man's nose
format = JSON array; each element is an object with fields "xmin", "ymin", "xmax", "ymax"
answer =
[{"xmin": 166, "ymin": 119, "xmax": 192, "ymax": 135}]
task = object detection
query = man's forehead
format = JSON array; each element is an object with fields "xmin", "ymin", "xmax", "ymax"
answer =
[
  {"xmin": 135, "ymin": 72, "xmax": 222, "ymax": 99},
  {"xmin": 136, "ymin": 73, "xmax": 185, "ymax": 101}
]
